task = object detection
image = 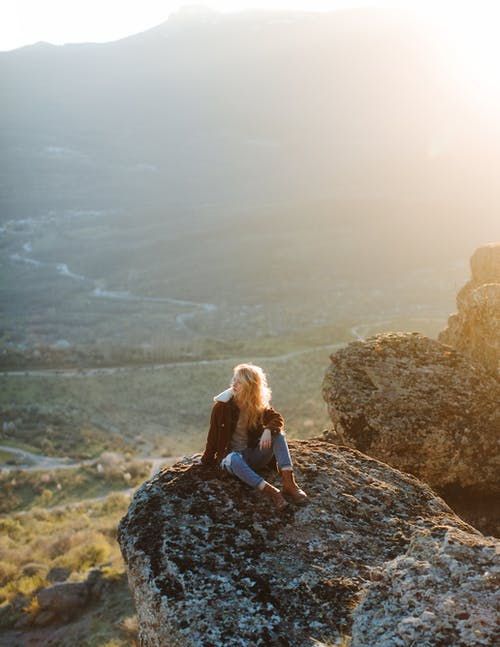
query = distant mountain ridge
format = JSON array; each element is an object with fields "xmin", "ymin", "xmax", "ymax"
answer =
[{"xmin": 2, "ymin": 8, "xmax": 498, "ymax": 218}]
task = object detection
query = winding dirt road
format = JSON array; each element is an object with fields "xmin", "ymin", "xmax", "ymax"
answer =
[{"xmin": 0, "ymin": 444, "xmax": 86, "ymax": 471}]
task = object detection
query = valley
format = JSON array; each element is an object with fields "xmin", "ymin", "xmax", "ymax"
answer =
[
  {"xmin": 1, "ymin": 7, "xmax": 498, "ymax": 643},
  {"xmin": 0, "ymin": 199, "xmax": 458, "ymax": 643}
]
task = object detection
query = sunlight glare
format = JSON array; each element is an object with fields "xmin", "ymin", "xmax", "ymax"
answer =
[{"xmin": 435, "ymin": 5, "xmax": 500, "ymax": 111}]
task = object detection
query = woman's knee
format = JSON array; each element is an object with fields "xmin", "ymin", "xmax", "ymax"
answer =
[{"xmin": 221, "ymin": 451, "xmax": 244, "ymax": 473}]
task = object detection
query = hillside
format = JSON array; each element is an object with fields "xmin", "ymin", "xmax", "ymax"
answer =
[{"xmin": 2, "ymin": 9, "xmax": 498, "ymax": 360}]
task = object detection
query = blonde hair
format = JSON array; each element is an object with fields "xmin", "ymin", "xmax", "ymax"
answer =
[{"xmin": 232, "ymin": 363, "xmax": 272, "ymax": 428}]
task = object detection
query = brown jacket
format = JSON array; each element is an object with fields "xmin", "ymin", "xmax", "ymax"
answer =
[{"xmin": 201, "ymin": 391, "xmax": 284, "ymax": 466}]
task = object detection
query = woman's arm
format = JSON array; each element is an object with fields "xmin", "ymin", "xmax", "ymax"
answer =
[
  {"xmin": 263, "ymin": 407, "xmax": 284, "ymax": 434},
  {"xmin": 201, "ymin": 403, "xmax": 221, "ymax": 465},
  {"xmin": 259, "ymin": 408, "xmax": 284, "ymax": 449}
]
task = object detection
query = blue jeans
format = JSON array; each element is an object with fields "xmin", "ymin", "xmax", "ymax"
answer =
[{"xmin": 220, "ymin": 431, "xmax": 293, "ymax": 489}]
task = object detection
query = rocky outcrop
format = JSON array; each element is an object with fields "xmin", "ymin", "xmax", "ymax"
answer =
[
  {"xmin": 37, "ymin": 583, "xmax": 88, "ymax": 617},
  {"xmin": 351, "ymin": 527, "xmax": 498, "ymax": 646},
  {"xmin": 118, "ymin": 440, "xmax": 498, "ymax": 647},
  {"xmin": 322, "ymin": 332, "xmax": 500, "ymax": 497},
  {"xmin": 34, "ymin": 569, "xmax": 104, "ymax": 626},
  {"xmin": 46, "ymin": 567, "xmax": 71, "ymax": 583},
  {"xmin": 439, "ymin": 242, "xmax": 500, "ymax": 374}
]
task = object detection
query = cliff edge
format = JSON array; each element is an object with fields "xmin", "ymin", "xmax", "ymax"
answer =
[{"xmin": 118, "ymin": 440, "xmax": 498, "ymax": 646}]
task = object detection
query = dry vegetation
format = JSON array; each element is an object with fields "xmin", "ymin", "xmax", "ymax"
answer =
[
  {"xmin": 0, "ymin": 493, "xmax": 136, "ymax": 645},
  {"xmin": 0, "ymin": 451, "xmax": 155, "ymax": 642}
]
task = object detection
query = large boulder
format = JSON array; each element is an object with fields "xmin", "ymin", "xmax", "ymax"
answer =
[
  {"xmin": 118, "ymin": 440, "xmax": 498, "ymax": 647},
  {"xmin": 439, "ymin": 242, "xmax": 500, "ymax": 374},
  {"xmin": 37, "ymin": 582, "xmax": 88, "ymax": 615},
  {"xmin": 351, "ymin": 527, "xmax": 498, "ymax": 646},
  {"xmin": 45, "ymin": 567, "xmax": 71, "ymax": 583},
  {"xmin": 35, "ymin": 569, "xmax": 104, "ymax": 625},
  {"xmin": 322, "ymin": 332, "xmax": 500, "ymax": 496}
]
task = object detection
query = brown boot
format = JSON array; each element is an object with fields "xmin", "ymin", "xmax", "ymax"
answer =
[
  {"xmin": 281, "ymin": 469, "xmax": 307, "ymax": 504},
  {"xmin": 261, "ymin": 482, "xmax": 288, "ymax": 510}
]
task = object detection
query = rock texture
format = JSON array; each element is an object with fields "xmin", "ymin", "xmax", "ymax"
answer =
[
  {"xmin": 439, "ymin": 242, "xmax": 500, "ymax": 374},
  {"xmin": 351, "ymin": 527, "xmax": 499, "ymax": 646},
  {"xmin": 118, "ymin": 440, "xmax": 499, "ymax": 647},
  {"xmin": 322, "ymin": 332, "xmax": 500, "ymax": 496},
  {"xmin": 35, "ymin": 569, "xmax": 104, "ymax": 626}
]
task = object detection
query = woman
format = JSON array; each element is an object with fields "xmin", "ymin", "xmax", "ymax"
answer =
[{"xmin": 201, "ymin": 363, "xmax": 307, "ymax": 509}]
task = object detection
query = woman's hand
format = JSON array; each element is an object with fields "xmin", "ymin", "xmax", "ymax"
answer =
[{"xmin": 259, "ymin": 428, "xmax": 272, "ymax": 450}]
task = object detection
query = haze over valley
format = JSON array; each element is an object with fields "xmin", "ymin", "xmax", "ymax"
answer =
[
  {"xmin": 2, "ymin": 9, "xmax": 498, "ymax": 356},
  {"xmin": 0, "ymin": 7, "xmax": 499, "ymax": 645}
]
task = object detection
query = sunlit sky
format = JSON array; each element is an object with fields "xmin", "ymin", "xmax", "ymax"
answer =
[{"xmin": 2, "ymin": 1, "xmax": 500, "ymax": 106}]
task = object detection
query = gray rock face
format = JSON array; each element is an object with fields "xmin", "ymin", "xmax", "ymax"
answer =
[
  {"xmin": 351, "ymin": 527, "xmax": 498, "ymax": 646},
  {"xmin": 118, "ymin": 440, "xmax": 498, "ymax": 647},
  {"xmin": 439, "ymin": 242, "xmax": 500, "ymax": 374},
  {"xmin": 322, "ymin": 332, "xmax": 500, "ymax": 496}
]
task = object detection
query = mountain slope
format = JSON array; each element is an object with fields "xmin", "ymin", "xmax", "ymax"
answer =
[{"xmin": 2, "ymin": 9, "xmax": 494, "ymax": 216}]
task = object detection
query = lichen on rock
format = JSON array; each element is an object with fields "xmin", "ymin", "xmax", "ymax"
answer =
[
  {"xmin": 322, "ymin": 332, "xmax": 500, "ymax": 497},
  {"xmin": 118, "ymin": 439, "xmax": 498, "ymax": 646},
  {"xmin": 351, "ymin": 527, "xmax": 499, "ymax": 647}
]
